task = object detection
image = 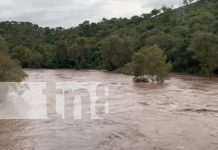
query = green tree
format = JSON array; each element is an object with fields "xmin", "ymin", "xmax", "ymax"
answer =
[
  {"xmin": 190, "ymin": 32, "xmax": 218, "ymax": 77},
  {"xmin": 145, "ymin": 33, "xmax": 180, "ymax": 52},
  {"xmin": 10, "ymin": 45, "xmax": 32, "ymax": 67},
  {"xmin": 10, "ymin": 46, "xmax": 42, "ymax": 68},
  {"xmin": 133, "ymin": 45, "xmax": 171, "ymax": 83},
  {"xmin": 151, "ymin": 9, "xmax": 161, "ymax": 16},
  {"xmin": 132, "ymin": 52, "xmax": 147, "ymax": 82},
  {"xmin": 100, "ymin": 35, "xmax": 134, "ymax": 71},
  {"xmin": 69, "ymin": 37, "xmax": 92, "ymax": 69},
  {"xmin": 183, "ymin": 0, "xmax": 194, "ymax": 5},
  {"xmin": 35, "ymin": 44, "xmax": 57, "ymax": 68},
  {"xmin": 0, "ymin": 37, "xmax": 24, "ymax": 82},
  {"xmin": 55, "ymin": 40, "xmax": 69, "ymax": 68},
  {"xmin": 28, "ymin": 51, "xmax": 43, "ymax": 68}
]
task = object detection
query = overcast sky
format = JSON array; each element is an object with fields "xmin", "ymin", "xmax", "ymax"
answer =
[{"xmin": 0, "ymin": 0, "xmax": 183, "ymax": 28}]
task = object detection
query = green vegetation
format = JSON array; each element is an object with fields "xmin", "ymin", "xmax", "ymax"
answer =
[
  {"xmin": 0, "ymin": 0, "xmax": 218, "ymax": 82},
  {"xmin": 0, "ymin": 37, "xmax": 25, "ymax": 82},
  {"xmin": 133, "ymin": 45, "xmax": 171, "ymax": 83},
  {"xmin": 100, "ymin": 35, "xmax": 135, "ymax": 71},
  {"xmin": 190, "ymin": 32, "xmax": 218, "ymax": 77}
]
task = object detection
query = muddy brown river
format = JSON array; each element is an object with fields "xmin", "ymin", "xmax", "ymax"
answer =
[{"xmin": 0, "ymin": 69, "xmax": 218, "ymax": 150}]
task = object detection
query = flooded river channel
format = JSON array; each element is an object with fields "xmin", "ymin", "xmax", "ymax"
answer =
[{"xmin": 0, "ymin": 69, "xmax": 218, "ymax": 150}]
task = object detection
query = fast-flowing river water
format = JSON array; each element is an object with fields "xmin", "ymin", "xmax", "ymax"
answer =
[{"xmin": 0, "ymin": 69, "xmax": 218, "ymax": 150}]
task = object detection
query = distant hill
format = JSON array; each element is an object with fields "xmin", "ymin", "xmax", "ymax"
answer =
[{"xmin": 0, "ymin": 0, "xmax": 218, "ymax": 75}]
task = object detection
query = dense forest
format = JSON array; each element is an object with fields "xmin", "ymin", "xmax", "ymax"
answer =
[{"xmin": 0, "ymin": 0, "xmax": 218, "ymax": 81}]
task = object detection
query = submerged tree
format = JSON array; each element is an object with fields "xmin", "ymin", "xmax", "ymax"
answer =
[
  {"xmin": 190, "ymin": 32, "xmax": 218, "ymax": 77},
  {"xmin": 132, "ymin": 52, "xmax": 147, "ymax": 82},
  {"xmin": 133, "ymin": 45, "xmax": 171, "ymax": 84}
]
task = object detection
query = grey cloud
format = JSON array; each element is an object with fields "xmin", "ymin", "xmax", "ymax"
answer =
[{"xmin": 0, "ymin": 0, "xmax": 183, "ymax": 28}]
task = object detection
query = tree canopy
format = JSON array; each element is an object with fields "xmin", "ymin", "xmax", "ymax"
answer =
[
  {"xmin": 0, "ymin": 37, "xmax": 25, "ymax": 82},
  {"xmin": 190, "ymin": 32, "xmax": 218, "ymax": 77},
  {"xmin": 132, "ymin": 45, "xmax": 171, "ymax": 83}
]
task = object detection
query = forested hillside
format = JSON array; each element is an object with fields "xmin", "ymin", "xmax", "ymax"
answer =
[
  {"xmin": 0, "ymin": 0, "xmax": 218, "ymax": 76},
  {"xmin": 0, "ymin": 37, "xmax": 25, "ymax": 81}
]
